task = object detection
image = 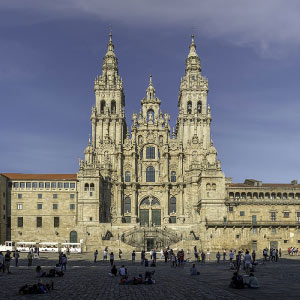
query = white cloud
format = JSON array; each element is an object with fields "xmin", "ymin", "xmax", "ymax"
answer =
[{"xmin": 2, "ymin": 0, "xmax": 300, "ymax": 57}]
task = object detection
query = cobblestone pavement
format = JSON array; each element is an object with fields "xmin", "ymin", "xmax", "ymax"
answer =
[{"xmin": 0, "ymin": 252, "xmax": 299, "ymax": 300}]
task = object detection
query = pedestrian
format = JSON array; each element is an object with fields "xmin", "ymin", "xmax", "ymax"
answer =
[
  {"xmin": 160, "ymin": 249, "xmax": 164, "ymax": 259},
  {"xmin": 207, "ymin": 249, "xmax": 210, "ymax": 261},
  {"xmin": 110, "ymin": 252, "xmax": 114, "ymax": 266},
  {"xmin": 229, "ymin": 250, "xmax": 234, "ymax": 263},
  {"xmin": 132, "ymin": 250, "xmax": 136, "ymax": 263},
  {"xmin": 223, "ymin": 249, "xmax": 227, "ymax": 261},
  {"xmin": 119, "ymin": 249, "xmax": 122, "ymax": 260},
  {"xmin": 14, "ymin": 250, "xmax": 20, "ymax": 267},
  {"xmin": 141, "ymin": 250, "xmax": 145, "ymax": 265},
  {"xmin": 201, "ymin": 251, "xmax": 206, "ymax": 263},
  {"xmin": 150, "ymin": 249, "xmax": 153, "ymax": 260},
  {"xmin": 236, "ymin": 251, "xmax": 241, "ymax": 271},
  {"xmin": 94, "ymin": 250, "xmax": 98, "ymax": 263},
  {"xmin": 61, "ymin": 254, "xmax": 67, "ymax": 272},
  {"xmin": 103, "ymin": 248, "xmax": 108, "ymax": 260},
  {"xmin": 244, "ymin": 250, "xmax": 252, "ymax": 275},
  {"xmin": 27, "ymin": 251, "xmax": 33, "ymax": 267},
  {"xmin": 0, "ymin": 251, "xmax": 4, "ymax": 273},
  {"xmin": 153, "ymin": 249, "xmax": 157, "ymax": 263},
  {"xmin": 216, "ymin": 251, "xmax": 221, "ymax": 263},
  {"xmin": 279, "ymin": 248, "xmax": 282, "ymax": 258},
  {"xmin": 251, "ymin": 250, "xmax": 256, "ymax": 263},
  {"xmin": 4, "ymin": 250, "xmax": 11, "ymax": 274}
]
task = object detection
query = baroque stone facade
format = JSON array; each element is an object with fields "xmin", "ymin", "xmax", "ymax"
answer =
[{"xmin": 1, "ymin": 34, "xmax": 300, "ymax": 252}]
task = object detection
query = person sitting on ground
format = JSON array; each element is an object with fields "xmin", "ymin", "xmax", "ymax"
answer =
[
  {"xmin": 230, "ymin": 272, "xmax": 244, "ymax": 289},
  {"xmin": 109, "ymin": 265, "xmax": 117, "ymax": 276},
  {"xmin": 36, "ymin": 266, "xmax": 46, "ymax": 277},
  {"xmin": 144, "ymin": 270, "xmax": 155, "ymax": 284},
  {"xmin": 247, "ymin": 273, "xmax": 259, "ymax": 288},
  {"xmin": 19, "ymin": 279, "xmax": 54, "ymax": 295},
  {"xmin": 54, "ymin": 264, "xmax": 64, "ymax": 277},
  {"xmin": 133, "ymin": 274, "xmax": 144, "ymax": 284},
  {"xmin": 119, "ymin": 265, "xmax": 128, "ymax": 279},
  {"xmin": 190, "ymin": 264, "xmax": 200, "ymax": 275}
]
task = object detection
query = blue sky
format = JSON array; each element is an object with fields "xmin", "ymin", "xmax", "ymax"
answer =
[{"xmin": 0, "ymin": 0, "xmax": 300, "ymax": 183}]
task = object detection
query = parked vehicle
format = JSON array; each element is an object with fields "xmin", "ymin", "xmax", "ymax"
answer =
[
  {"xmin": 16, "ymin": 242, "xmax": 37, "ymax": 252},
  {"xmin": 39, "ymin": 242, "xmax": 59, "ymax": 253},
  {"xmin": 61, "ymin": 242, "xmax": 82, "ymax": 253},
  {"xmin": 0, "ymin": 241, "xmax": 15, "ymax": 252}
]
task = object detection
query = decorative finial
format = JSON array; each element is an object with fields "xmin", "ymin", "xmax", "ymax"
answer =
[
  {"xmin": 88, "ymin": 133, "xmax": 91, "ymax": 146},
  {"xmin": 191, "ymin": 33, "xmax": 195, "ymax": 43},
  {"xmin": 149, "ymin": 73, "xmax": 152, "ymax": 85}
]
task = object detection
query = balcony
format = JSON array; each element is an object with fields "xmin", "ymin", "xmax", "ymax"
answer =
[{"xmin": 205, "ymin": 219, "xmax": 300, "ymax": 228}]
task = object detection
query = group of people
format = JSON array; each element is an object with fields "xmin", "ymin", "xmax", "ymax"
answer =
[
  {"xmin": 262, "ymin": 248, "xmax": 280, "ymax": 262},
  {"xmin": 287, "ymin": 247, "xmax": 298, "ymax": 256}
]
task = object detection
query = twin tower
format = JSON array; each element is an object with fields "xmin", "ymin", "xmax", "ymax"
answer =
[{"xmin": 77, "ymin": 32, "xmax": 225, "ymax": 250}]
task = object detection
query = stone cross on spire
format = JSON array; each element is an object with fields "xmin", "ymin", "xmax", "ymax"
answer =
[{"xmin": 146, "ymin": 74, "xmax": 156, "ymax": 100}]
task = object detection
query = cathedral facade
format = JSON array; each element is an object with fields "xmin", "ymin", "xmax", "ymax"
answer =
[{"xmin": 1, "ymin": 34, "xmax": 300, "ymax": 252}]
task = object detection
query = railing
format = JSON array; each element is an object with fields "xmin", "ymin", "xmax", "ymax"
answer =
[{"xmin": 206, "ymin": 220, "xmax": 300, "ymax": 228}]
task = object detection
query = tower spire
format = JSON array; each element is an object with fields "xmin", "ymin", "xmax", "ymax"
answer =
[
  {"xmin": 188, "ymin": 34, "xmax": 198, "ymax": 58},
  {"xmin": 106, "ymin": 30, "xmax": 115, "ymax": 57},
  {"xmin": 146, "ymin": 74, "xmax": 155, "ymax": 100}
]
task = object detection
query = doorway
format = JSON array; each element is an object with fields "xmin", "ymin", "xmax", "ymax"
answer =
[
  {"xmin": 270, "ymin": 241, "xmax": 278, "ymax": 249},
  {"xmin": 146, "ymin": 238, "xmax": 155, "ymax": 251}
]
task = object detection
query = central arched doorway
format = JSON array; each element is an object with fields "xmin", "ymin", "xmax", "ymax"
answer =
[{"xmin": 139, "ymin": 196, "xmax": 161, "ymax": 227}]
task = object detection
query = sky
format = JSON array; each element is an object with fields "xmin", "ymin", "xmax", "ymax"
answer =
[{"xmin": 0, "ymin": 0, "xmax": 300, "ymax": 183}]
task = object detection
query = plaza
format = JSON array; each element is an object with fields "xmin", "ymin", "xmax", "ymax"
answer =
[{"xmin": 0, "ymin": 251, "xmax": 299, "ymax": 299}]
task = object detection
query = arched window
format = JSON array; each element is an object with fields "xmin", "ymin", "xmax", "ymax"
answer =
[
  {"xmin": 84, "ymin": 183, "xmax": 89, "ymax": 191},
  {"xmin": 206, "ymin": 183, "xmax": 211, "ymax": 191},
  {"xmin": 140, "ymin": 198, "xmax": 150, "ymax": 205},
  {"xmin": 212, "ymin": 183, "xmax": 216, "ymax": 191},
  {"xmin": 146, "ymin": 166, "xmax": 155, "ymax": 182},
  {"xmin": 151, "ymin": 197, "xmax": 160, "ymax": 205},
  {"xmin": 100, "ymin": 100, "xmax": 106, "ymax": 114},
  {"xmin": 111, "ymin": 100, "xmax": 116, "ymax": 114},
  {"xmin": 146, "ymin": 147, "xmax": 155, "ymax": 159},
  {"xmin": 124, "ymin": 197, "xmax": 131, "ymax": 213},
  {"xmin": 171, "ymin": 171, "xmax": 176, "ymax": 182},
  {"xmin": 197, "ymin": 101, "xmax": 202, "ymax": 113},
  {"xmin": 125, "ymin": 171, "xmax": 131, "ymax": 182},
  {"xmin": 187, "ymin": 101, "xmax": 192, "ymax": 114},
  {"xmin": 147, "ymin": 109, "xmax": 154, "ymax": 122},
  {"xmin": 70, "ymin": 231, "xmax": 77, "ymax": 243},
  {"xmin": 169, "ymin": 197, "xmax": 176, "ymax": 213},
  {"xmin": 90, "ymin": 183, "xmax": 95, "ymax": 191}
]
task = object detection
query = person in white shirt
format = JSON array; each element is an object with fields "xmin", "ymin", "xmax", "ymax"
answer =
[
  {"xmin": 119, "ymin": 265, "xmax": 128, "ymax": 278},
  {"xmin": 244, "ymin": 250, "xmax": 252, "ymax": 274}
]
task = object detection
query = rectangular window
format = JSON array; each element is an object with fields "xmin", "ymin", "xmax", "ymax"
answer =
[
  {"xmin": 240, "ymin": 211, "xmax": 245, "ymax": 216},
  {"xmin": 70, "ymin": 183, "xmax": 75, "ymax": 188},
  {"xmin": 58, "ymin": 182, "xmax": 63, "ymax": 188},
  {"xmin": 229, "ymin": 207, "xmax": 233, "ymax": 212},
  {"xmin": 18, "ymin": 194, "xmax": 22, "ymax": 199},
  {"xmin": 39, "ymin": 182, "xmax": 44, "ymax": 188},
  {"xmin": 37, "ymin": 203, "xmax": 43, "ymax": 210},
  {"xmin": 54, "ymin": 217, "xmax": 59, "ymax": 227},
  {"xmin": 283, "ymin": 212, "xmax": 290, "ymax": 218},
  {"xmin": 236, "ymin": 235, "xmax": 240, "ymax": 239},
  {"xmin": 170, "ymin": 216, "xmax": 176, "ymax": 223},
  {"xmin": 146, "ymin": 147, "xmax": 155, "ymax": 159},
  {"xmin": 253, "ymin": 228, "xmax": 257, "ymax": 234},
  {"xmin": 13, "ymin": 182, "xmax": 19, "ymax": 188},
  {"xmin": 90, "ymin": 192, "xmax": 93, "ymax": 196},
  {"xmin": 17, "ymin": 217, "xmax": 23, "ymax": 228},
  {"xmin": 20, "ymin": 182, "xmax": 25, "ymax": 188},
  {"xmin": 252, "ymin": 215, "xmax": 257, "ymax": 225},
  {"xmin": 297, "ymin": 212, "xmax": 300, "ymax": 224},
  {"xmin": 271, "ymin": 227, "xmax": 276, "ymax": 234},
  {"xmin": 271, "ymin": 212, "xmax": 276, "ymax": 221},
  {"xmin": 45, "ymin": 182, "xmax": 50, "ymax": 188},
  {"xmin": 37, "ymin": 217, "xmax": 42, "ymax": 228},
  {"xmin": 26, "ymin": 182, "xmax": 31, "ymax": 188},
  {"xmin": 17, "ymin": 203, "xmax": 23, "ymax": 210},
  {"xmin": 89, "ymin": 217, "xmax": 93, "ymax": 221},
  {"xmin": 53, "ymin": 194, "xmax": 57, "ymax": 199},
  {"xmin": 32, "ymin": 182, "xmax": 37, "ymax": 188},
  {"xmin": 3, "ymin": 192, "xmax": 5, "ymax": 198},
  {"xmin": 51, "ymin": 182, "xmax": 56, "ymax": 188},
  {"xmin": 38, "ymin": 194, "xmax": 42, "ymax": 199},
  {"xmin": 53, "ymin": 203, "xmax": 58, "ymax": 210},
  {"xmin": 64, "ymin": 182, "xmax": 69, "ymax": 189},
  {"xmin": 70, "ymin": 204, "xmax": 75, "ymax": 210},
  {"xmin": 70, "ymin": 194, "xmax": 75, "ymax": 199},
  {"xmin": 223, "ymin": 217, "xmax": 227, "ymax": 223},
  {"xmin": 284, "ymin": 240, "xmax": 288, "ymax": 244}
]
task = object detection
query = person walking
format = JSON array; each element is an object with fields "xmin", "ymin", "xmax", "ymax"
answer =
[
  {"xmin": 14, "ymin": 250, "xmax": 20, "ymax": 267},
  {"xmin": 229, "ymin": 250, "xmax": 234, "ymax": 264},
  {"xmin": 252, "ymin": 250, "xmax": 256, "ymax": 263},
  {"xmin": 223, "ymin": 249, "xmax": 227, "ymax": 261},
  {"xmin": 27, "ymin": 251, "xmax": 33, "ymax": 267},
  {"xmin": 103, "ymin": 248, "xmax": 108, "ymax": 260},
  {"xmin": 216, "ymin": 251, "xmax": 221, "ymax": 263},
  {"xmin": 4, "ymin": 250, "xmax": 11, "ymax": 274},
  {"xmin": 141, "ymin": 250, "xmax": 145, "ymax": 265},
  {"xmin": 132, "ymin": 250, "xmax": 136, "ymax": 264},
  {"xmin": 153, "ymin": 249, "xmax": 157, "ymax": 263},
  {"xmin": 0, "ymin": 252, "xmax": 4, "ymax": 273},
  {"xmin": 94, "ymin": 250, "xmax": 98, "ymax": 263},
  {"xmin": 61, "ymin": 254, "xmax": 67, "ymax": 272},
  {"xmin": 119, "ymin": 249, "xmax": 122, "ymax": 260},
  {"xmin": 201, "ymin": 251, "xmax": 206, "ymax": 263},
  {"xmin": 110, "ymin": 252, "xmax": 114, "ymax": 267}
]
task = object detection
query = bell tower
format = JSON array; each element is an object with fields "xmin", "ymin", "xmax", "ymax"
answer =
[
  {"xmin": 176, "ymin": 35, "xmax": 211, "ymax": 149},
  {"xmin": 92, "ymin": 31, "xmax": 127, "ymax": 148}
]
